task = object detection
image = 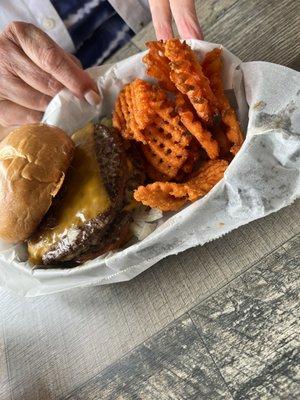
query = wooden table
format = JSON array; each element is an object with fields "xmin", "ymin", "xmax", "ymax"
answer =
[{"xmin": 0, "ymin": 1, "xmax": 299, "ymax": 399}]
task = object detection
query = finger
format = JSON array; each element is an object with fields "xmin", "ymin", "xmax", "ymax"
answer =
[
  {"xmin": 14, "ymin": 61, "xmax": 64, "ymax": 98},
  {"xmin": 0, "ymin": 100, "xmax": 42, "ymax": 126},
  {"xmin": 67, "ymin": 53, "xmax": 82, "ymax": 68},
  {"xmin": 4, "ymin": 22, "xmax": 101, "ymax": 104},
  {"xmin": 3, "ymin": 40, "xmax": 63, "ymax": 97},
  {"xmin": 15, "ymin": 63, "xmax": 64, "ymax": 98},
  {"xmin": 148, "ymin": 0, "xmax": 173, "ymax": 40},
  {"xmin": 170, "ymin": 0, "xmax": 203, "ymax": 40},
  {"xmin": 0, "ymin": 74, "xmax": 51, "ymax": 111}
]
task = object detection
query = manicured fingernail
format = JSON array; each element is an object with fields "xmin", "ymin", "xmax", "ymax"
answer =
[{"xmin": 84, "ymin": 90, "xmax": 102, "ymax": 106}]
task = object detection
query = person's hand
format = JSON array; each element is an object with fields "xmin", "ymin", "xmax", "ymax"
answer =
[
  {"xmin": 148, "ymin": 0, "xmax": 203, "ymax": 41},
  {"xmin": 0, "ymin": 21, "xmax": 101, "ymax": 126}
]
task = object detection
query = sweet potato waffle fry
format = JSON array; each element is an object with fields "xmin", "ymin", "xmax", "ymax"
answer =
[
  {"xmin": 142, "ymin": 120, "xmax": 191, "ymax": 179},
  {"xmin": 113, "ymin": 95, "xmax": 126, "ymax": 133},
  {"xmin": 175, "ymin": 93, "xmax": 219, "ymax": 159},
  {"xmin": 164, "ymin": 39, "xmax": 219, "ymax": 124},
  {"xmin": 134, "ymin": 160, "xmax": 228, "ymax": 211},
  {"xmin": 142, "ymin": 94, "xmax": 193, "ymax": 179},
  {"xmin": 113, "ymin": 40, "xmax": 244, "ymax": 213},
  {"xmin": 130, "ymin": 79, "xmax": 166, "ymax": 130},
  {"xmin": 145, "ymin": 162, "xmax": 171, "ymax": 182},
  {"xmin": 179, "ymin": 110, "xmax": 219, "ymax": 159},
  {"xmin": 124, "ymin": 84, "xmax": 146, "ymax": 143},
  {"xmin": 222, "ymin": 110, "xmax": 243, "ymax": 155},
  {"xmin": 182, "ymin": 159, "xmax": 228, "ymax": 200},
  {"xmin": 202, "ymin": 48, "xmax": 244, "ymax": 154},
  {"xmin": 213, "ymin": 126, "xmax": 232, "ymax": 157},
  {"xmin": 130, "ymin": 79, "xmax": 152, "ymax": 130},
  {"xmin": 134, "ymin": 185, "xmax": 187, "ymax": 211},
  {"xmin": 181, "ymin": 139, "xmax": 201, "ymax": 175},
  {"xmin": 114, "ymin": 80, "xmax": 192, "ymax": 179},
  {"xmin": 143, "ymin": 41, "xmax": 176, "ymax": 92},
  {"xmin": 113, "ymin": 84, "xmax": 146, "ymax": 143},
  {"xmin": 145, "ymin": 138, "xmax": 200, "ymax": 182}
]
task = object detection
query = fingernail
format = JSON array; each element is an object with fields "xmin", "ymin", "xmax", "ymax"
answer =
[{"xmin": 84, "ymin": 90, "xmax": 102, "ymax": 106}]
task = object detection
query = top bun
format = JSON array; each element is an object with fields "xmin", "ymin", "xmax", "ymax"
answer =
[{"xmin": 0, "ymin": 124, "xmax": 74, "ymax": 243}]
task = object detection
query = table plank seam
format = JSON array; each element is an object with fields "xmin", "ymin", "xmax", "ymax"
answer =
[
  {"xmin": 188, "ymin": 316, "xmax": 235, "ymax": 400},
  {"xmin": 1, "ymin": 325, "xmax": 14, "ymax": 400},
  {"xmin": 186, "ymin": 230, "xmax": 300, "ymax": 310},
  {"xmin": 63, "ymin": 232, "xmax": 299, "ymax": 399}
]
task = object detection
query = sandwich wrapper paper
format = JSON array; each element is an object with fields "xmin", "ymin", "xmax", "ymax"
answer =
[{"xmin": 0, "ymin": 40, "xmax": 299, "ymax": 296}]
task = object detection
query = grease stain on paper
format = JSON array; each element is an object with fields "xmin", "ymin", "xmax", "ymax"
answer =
[
  {"xmin": 255, "ymin": 101, "xmax": 296, "ymax": 132},
  {"xmin": 253, "ymin": 101, "xmax": 266, "ymax": 111}
]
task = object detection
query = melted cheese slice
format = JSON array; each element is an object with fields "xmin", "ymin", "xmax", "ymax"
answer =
[{"xmin": 28, "ymin": 122, "xmax": 111, "ymax": 265}]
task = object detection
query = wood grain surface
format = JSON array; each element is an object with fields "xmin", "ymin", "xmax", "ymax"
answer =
[
  {"xmin": 190, "ymin": 235, "xmax": 300, "ymax": 400},
  {"xmin": 64, "ymin": 234, "xmax": 300, "ymax": 400},
  {"xmin": 0, "ymin": 0, "xmax": 299, "ymax": 399}
]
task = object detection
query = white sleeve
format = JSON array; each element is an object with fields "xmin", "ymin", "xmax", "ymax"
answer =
[
  {"xmin": 108, "ymin": 0, "xmax": 151, "ymax": 33},
  {"xmin": 0, "ymin": 0, "xmax": 75, "ymax": 52}
]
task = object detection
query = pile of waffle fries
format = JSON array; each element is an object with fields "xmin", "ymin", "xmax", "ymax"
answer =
[{"xmin": 113, "ymin": 39, "xmax": 244, "ymax": 211}]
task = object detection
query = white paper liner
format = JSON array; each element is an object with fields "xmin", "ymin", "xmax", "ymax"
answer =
[{"xmin": 0, "ymin": 40, "xmax": 299, "ymax": 296}]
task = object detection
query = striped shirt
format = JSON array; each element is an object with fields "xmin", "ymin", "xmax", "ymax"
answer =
[{"xmin": 50, "ymin": 0, "xmax": 135, "ymax": 68}]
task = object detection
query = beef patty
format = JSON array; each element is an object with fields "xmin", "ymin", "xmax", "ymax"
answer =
[{"xmin": 28, "ymin": 123, "xmax": 130, "ymax": 267}]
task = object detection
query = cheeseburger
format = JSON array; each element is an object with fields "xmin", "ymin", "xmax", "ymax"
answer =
[{"xmin": 0, "ymin": 122, "xmax": 143, "ymax": 267}]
